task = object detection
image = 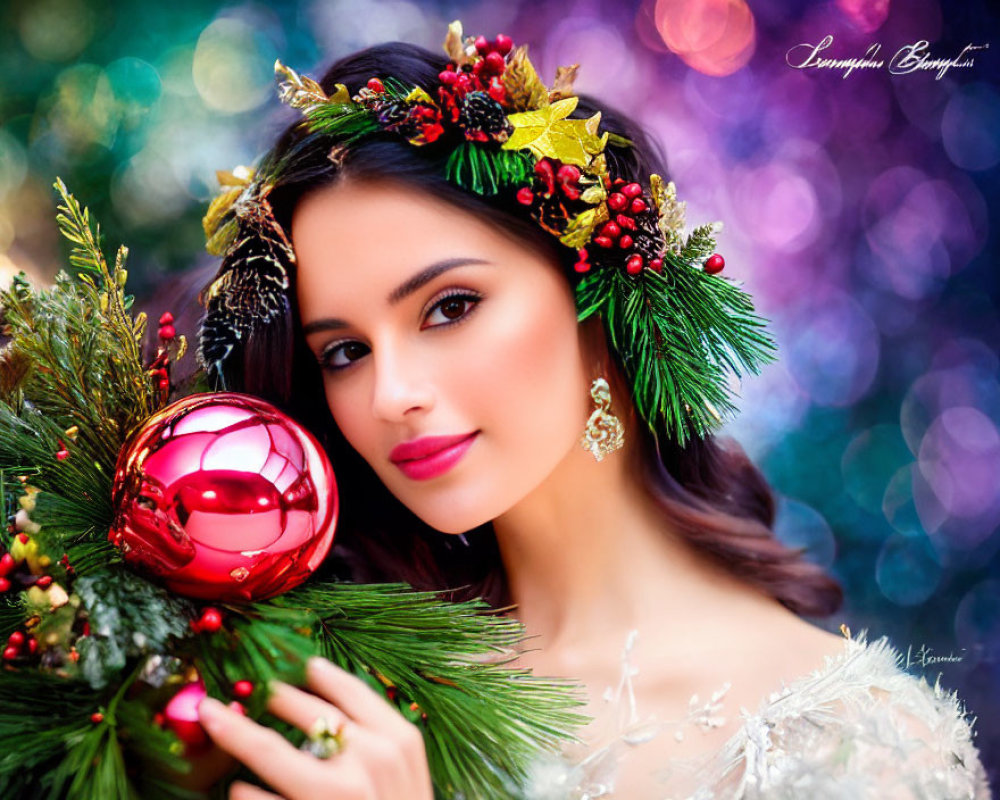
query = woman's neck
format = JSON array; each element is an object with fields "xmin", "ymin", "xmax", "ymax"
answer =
[{"xmin": 491, "ymin": 438, "xmax": 775, "ymax": 666}]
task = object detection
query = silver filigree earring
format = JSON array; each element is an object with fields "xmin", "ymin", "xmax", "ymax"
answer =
[{"xmin": 580, "ymin": 377, "xmax": 625, "ymax": 461}]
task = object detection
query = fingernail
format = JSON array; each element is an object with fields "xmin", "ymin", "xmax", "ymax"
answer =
[
  {"xmin": 198, "ymin": 696, "xmax": 225, "ymax": 730},
  {"xmin": 308, "ymin": 656, "xmax": 337, "ymax": 674}
]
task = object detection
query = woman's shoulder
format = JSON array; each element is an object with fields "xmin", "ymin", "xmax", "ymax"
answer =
[{"xmin": 715, "ymin": 627, "xmax": 992, "ymax": 799}]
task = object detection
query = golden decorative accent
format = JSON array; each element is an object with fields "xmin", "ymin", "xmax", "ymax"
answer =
[
  {"xmin": 503, "ymin": 97, "xmax": 608, "ymax": 167},
  {"xmin": 580, "ymin": 377, "xmax": 624, "ymax": 461},
  {"xmin": 442, "ymin": 19, "xmax": 474, "ymax": 68},
  {"xmin": 501, "ymin": 45, "xmax": 550, "ymax": 112},
  {"xmin": 560, "ymin": 205, "xmax": 609, "ymax": 249},
  {"xmin": 274, "ymin": 60, "xmax": 329, "ymax": 111},
  {"xmin": 650, "ymin": 174, "xmax": 687, "ymax": 253},
  {"xmin": 549, "ymin": 63, "xmax": 579, "ymax": 102}
]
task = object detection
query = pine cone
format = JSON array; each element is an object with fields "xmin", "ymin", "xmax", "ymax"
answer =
[
  {"xmin": 632, "ymin": 208, "xmax": 665, "ymax": 263},
  {"xmin": 457, "ymin": 91, "xmax": 513, "ymax": 144},
  {"xmin": 375, "ymin": 99, "xmax": 412, "ymax": 128}
]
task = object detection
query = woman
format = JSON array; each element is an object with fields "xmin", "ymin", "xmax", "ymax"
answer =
[{"xmin": 191, "ymin": 24, "xmax": 990, "ymax": 799}]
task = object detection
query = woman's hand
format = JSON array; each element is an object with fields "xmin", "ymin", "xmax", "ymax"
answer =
[{"xmin": 197, "ymin": 657, "xmax": 434, "ymax": 800}]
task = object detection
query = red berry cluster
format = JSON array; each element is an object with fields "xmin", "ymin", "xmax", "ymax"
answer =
[
  {"xmin": 0, "ymin": 533, "xmax": 53, "ymax": 595},
  {"xmin": 2, "ymin": 629, "xmax": 38, "ymax": 662},
  {"xmin": 576, "ymin": 178, "xmax": 664, "ymax": 277},
  {"xmin": 437, "ymin": 34, "xmax": 513, "ymax": 129},
  {"xmin": 148, "ymin": 311, "xmax": 176, "ymax": 396},
  {"xmin": 364, "ymin": 78, "xmax": 447, "ymax": 144},
  {"xmin": 516, "ymin": 157, "xmax": 585, "ymax": 240},
  {"xmin": 517, "ymin": 158, "xmax": 580, "ymax": 206}
]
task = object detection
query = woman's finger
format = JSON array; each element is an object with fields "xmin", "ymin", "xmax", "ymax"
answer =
[
  {"xmin": 267, "ymin": 680, "xmax": 350, "ymax": 734},
  {"xmin": 305, "ymin": 658, "xmax": 410, "ymax": 734},
  {"xmin": 303, "ymin": 660, "xmax": 432, "ymax": 792},
  {"xmin": 198, "ymin": 697, "xmax": 332, "ymax": 798},
  {"xmin": 229, "ymin": 780, "xmax": 284, "ymax": 800}
]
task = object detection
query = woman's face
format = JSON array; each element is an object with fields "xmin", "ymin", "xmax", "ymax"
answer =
[{"xmin": 292, "ymin": 177, "xmax": 595, "ymax": 533}]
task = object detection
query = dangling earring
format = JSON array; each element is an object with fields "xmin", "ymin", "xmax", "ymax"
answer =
[{"xmin": 580, "ymin": 377, "xmax": 625, "ymax": 461}]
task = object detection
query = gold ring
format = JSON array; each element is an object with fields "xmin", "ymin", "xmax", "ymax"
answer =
[{"xmin": 299, "ymin": 716, "xmax": 347, "ymax": 760}]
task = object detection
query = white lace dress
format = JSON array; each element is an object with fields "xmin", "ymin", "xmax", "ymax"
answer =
[{"xmin": 522, "ymin": 628, "xmax": 992, "ymax": 799}]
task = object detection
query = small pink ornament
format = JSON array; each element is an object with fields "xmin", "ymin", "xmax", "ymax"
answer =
[{"xmin": 164, "ymin": 681, "xmax": 210, "ymax": 752}]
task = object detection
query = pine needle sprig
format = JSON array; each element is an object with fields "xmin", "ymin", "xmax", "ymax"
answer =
[
  {"xmin": 270, "ymin": 582, "xmax": 589, "ymax": 799},
  {"xmin": 53, "ymin": 179, "xmax": 147, "ymax": 390},
  {"xmin": 445, "ymin": 144, "xmax": 534, "ymax": 196},
  {"xmin": 304, "ymin": 105, "xmax": 381, "ymax": 142},
  {"xmin": 576, "ymin": 259, "xmax": 776, "ymax": 445},
  {"xmin": 74, "ymin": 568, "xmax": 194, "ymax": 689}
]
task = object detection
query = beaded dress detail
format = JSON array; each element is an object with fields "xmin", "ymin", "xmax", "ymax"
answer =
[{"xmin": 521, "ymin": 628, "xmax": 991, "ymax": 799}]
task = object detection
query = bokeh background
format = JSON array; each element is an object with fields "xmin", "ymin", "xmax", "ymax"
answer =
[{"xmin": 2, "ymin": 0, "xmax": 998, "ymax": 786}]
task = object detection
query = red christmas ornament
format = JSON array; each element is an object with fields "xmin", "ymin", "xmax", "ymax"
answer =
[
  {"xmin": 7, "ymin": 631, "xmax": 24, "ymax": 647},
  {"xmin": 0, "ymin": 553, "xmax": 14, "ymax": 575},
  {"xmin": 108, "ymin": 393, "xmax": 338, "ymax": 602},
  {"xmin": 516, "ymin": 187, "xmax": 534, "ymax": 205},
  {"xmin": 90, "ymin": 712, "xmax": 104, "ymax": 724},
  {"xmin": 619, "ymin": 234, "xmax": 634, "ymax": 249},
  {"xmin": 2, "ymin": 645, "xmax": 18, "ymax": 660},
  {"xmin": 0, "ymin": 578, "xmax": 10, "ymax": 593},
  {"xmin": 704, "ymin": 253, "xmax": 725, "ymax": 274},
  {"xmin": 366, "ymin": 77, "xmax": 385, "ymax": 93},
  {"xmin": 626, "ymin": 255, "xmax": 645, "ymax": 274},
  {"xmin": 158, "ymin": 325, "xmax": 176, "ymax": 340},
  {"xmin": 650, "ymin": 258, "xmax": 664, "ymax": 273},
  {"xmin": 158, "ymin": 312, "xmax": 175, "ymax": 326},
  {"xmin": 621, "ymin": 182, "xmax": 643, "ymax": 198},
  {"xmin": 163, "ymin": 681, "xmax": 210, "ymax": 752},
  {"xmin": 494, "ymin": 34, "xmax": 513, "ymax": 55},
  {"xmin": 630, "ymin": 198, "xmax": 647, "ymax": 214}
]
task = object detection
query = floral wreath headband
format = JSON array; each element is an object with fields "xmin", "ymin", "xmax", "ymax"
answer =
[{"xmin": 198, "ymin": 20, "xmax": 776, "ymax": 446}]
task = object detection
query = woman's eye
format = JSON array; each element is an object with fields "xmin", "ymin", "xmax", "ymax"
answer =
[
  {"xmin": 422, "ymin": 293, "xmax": 481, "ymax": 328},
  {"xmin": 318, "ymin": 292, "xmax": 481, "ymax": 373},
  {"xmin": 320, "ymin": 340, "xmax": 370, "ymax": 370}
]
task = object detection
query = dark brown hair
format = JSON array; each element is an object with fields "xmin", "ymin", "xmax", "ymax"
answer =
[{"xmin": 203, "ymin": 41, "xmax": 843, "ymax": 619}]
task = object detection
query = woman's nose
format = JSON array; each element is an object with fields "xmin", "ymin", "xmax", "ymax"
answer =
[{"xmin": 369, "ymin": 340, "xmax": 434, "ymax": 422}]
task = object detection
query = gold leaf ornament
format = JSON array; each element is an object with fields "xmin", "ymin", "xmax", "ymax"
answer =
[
  {"xmin": 503, "ymin": 97, "xmax": 609, "ymax": 168},
  {"xmin": 203, "ymin": 167, "xmax": 255, "ymax": 257},
  {"xmin": 549, "ymin": 63, "xmax": 579, "ymax": 101},
  {"xmin": 443, "ymin": 19, "xmax": 475, "ymax": 67},
  {"xmin": 275, "ymin": 59, "xmax": 330, "ymax": 111},
  {"xmin": 650, "ymin": 173, "xmax": 687, "ymax": 253},
  {"xmin": 560, "ymin": 205, "xmax": 610, "ymax": 249},
  {"xmin": 502, "ymin": 45, "xmax": 551, "ymax": 112}
]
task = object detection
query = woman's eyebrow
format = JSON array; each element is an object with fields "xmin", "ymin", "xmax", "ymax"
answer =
[{"xmin": 302, "ymin": 257, "xmax": 493, "ymax": 335}]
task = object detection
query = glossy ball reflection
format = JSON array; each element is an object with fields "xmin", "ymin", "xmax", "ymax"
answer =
[{"xmin": 108, "ymin": 393, "xmax": 338, "ymax": 602}]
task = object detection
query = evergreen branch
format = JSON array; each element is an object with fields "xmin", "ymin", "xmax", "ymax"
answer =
[
  {"xmin": 445, "ymin": 144, "xmax": 534, "ymax": 196},
  {"xmin": 304, "ymin": 106, "xmax": 380, "ymax": 142},
  {"xmin": 53, "ymin": 177, "xmax": 107, "ymax": 278},
  {"xmin": 575, "ymin": 260, "xmax": 776, "ymax": 445},
  {"xmin": 75, "ymin": 568, "xmax": 195, "ymax": 689},
  {"xmin": 267, "ymin": 582, "xmax": 589, "ymax": 799}
]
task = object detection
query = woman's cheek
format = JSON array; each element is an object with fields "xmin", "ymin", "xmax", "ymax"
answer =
[{"xmin": 471, "ymin": 295, "xmax": 587, "ymax": 455}]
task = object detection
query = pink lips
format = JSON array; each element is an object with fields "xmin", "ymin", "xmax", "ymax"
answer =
[{"xmin": 389, "ymin": 432, "xmax": 479, "ymax": 481}]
